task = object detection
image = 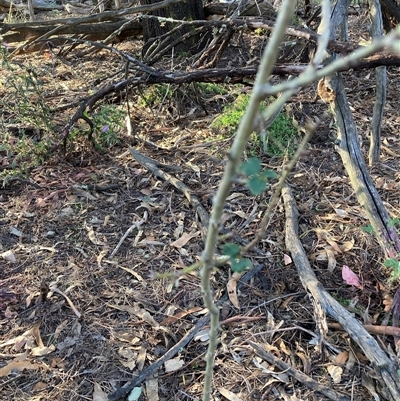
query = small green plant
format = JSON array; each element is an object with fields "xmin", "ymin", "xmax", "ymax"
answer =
[
  {"xmin": 221, "ymin": 243, "xmax": 252, "ymax": 273},
  {"xmin": 212, "ymin": 94, "xmax": 257, "ymax": 131},
  {"xmin": 362, "ymin": 224, "xmax": 375, "ymax": 234},
  {"xmin": 90, "ymin": 105, "xmax": 125, "ymax": 150},
  {"xmin": 388, "ymin": 218, "xmax": 400, "ymax": 228},
  {"xmin": 332, "ymin": 295, "xmax": 351, "ymax": 307},
  {"xmin": 0, "ymin": 44, "xmax": 55, "ymax": 181},
  {"xmin": 139, "ymin": 84, "xmax": 172, "ymax": 106},
  {"xmin": 254, "ymin": 28, "xmax": 267, "ymax": 36},
  {"xmin": 238, "ymin": 157, "xmax": 277, "ymax": 195},
  {"xmin": 194, "ymin": 82, "xmax": 228, "ymax": 96},
  {"xmin": 264, "ymin": 112, "xmax": 298, "ymax": 156},
  {"xmin": 384, "ymin": 258, "xmax": 400, "ymax": 280}
]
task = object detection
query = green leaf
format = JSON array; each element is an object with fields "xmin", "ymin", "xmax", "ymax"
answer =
[
  {"xmin": 231, "ymin": 258, "xmax": 252, "ymax": 272},
  {"xmin": 362, "ymin": 224, "xmax": 375, "ymax": 234},
  {"xmin": 128, "ymin": 387, "xmax": 142, "ymax": 401},
  {"xmin": 263, "ymin": 169, "xmax": 278, "ymax": 179},
  {"xmin": 384, "ymin": 258, "xmax": 400, "ymax": 269},
  {"xmin": 222, "ymin": 243, "xmax": 240, "ymax": 258},
  {"xmin": 389, "ymin": 218, "xmax": 400, "ymax": 227},
  {"xmin": 247, "ymin": 176, "xmax": 267, "ymax": 195},
  {"xmin": 239, "ymin": 157, "xmax": 261, "ymax": 177}
]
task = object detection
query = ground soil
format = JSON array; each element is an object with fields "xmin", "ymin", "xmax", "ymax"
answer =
[{"xmin": 1, "ymin": 5, "xmax": 400, "ymax": 401}]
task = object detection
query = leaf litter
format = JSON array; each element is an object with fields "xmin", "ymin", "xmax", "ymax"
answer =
[{"xmin": 1, "ymin": 15, "xmax": 400, "ymax": 401}]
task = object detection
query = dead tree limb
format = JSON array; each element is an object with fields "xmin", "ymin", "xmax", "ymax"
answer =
[
  {"xmin": 128, "ymin": 148, "xmax": 210, "ymax": 239},
  {"xmin": 368, "ymin": 0, "xmax": 387, "ymax": 165},
  {"xmin": 328, "ymin": 73, "xmax": 400, "ymax": 257},
  {"xmin": 282, "ymin": 185, "xmax": 400, "ymax": 401},
  {"xmin": 318, "ymin": 0, "xmax": 400, "ymax": 257}
]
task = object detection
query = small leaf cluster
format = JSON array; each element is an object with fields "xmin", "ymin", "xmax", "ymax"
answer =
[
  {"xmin": 238, "ymin": 157, "xmax": 277, "ymax": 196},
  {"xmin": 384, "ymin": 258, "xmax": 400, "ymax": 279},
  {"xmin": 222, "ymin": 243, "xmax": 252, "ymax": 273}
]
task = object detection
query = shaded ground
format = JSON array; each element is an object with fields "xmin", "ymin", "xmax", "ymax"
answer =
[{"xmin": 1, "ymin": 7, "xmax": 400, "ymax": 401}]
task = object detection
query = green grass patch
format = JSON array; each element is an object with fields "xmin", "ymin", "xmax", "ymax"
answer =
[{"xmin": 211, "ymin": 94, "xmax": 298, "ymax": 157}]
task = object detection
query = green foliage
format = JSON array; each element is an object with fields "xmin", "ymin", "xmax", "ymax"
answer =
[
  {"xmin": 0, "ymin": 45, "xmax": 125, "ymax": 184},
  {"xmin": 362, "ymin": 224, "xmax": 375, "ymax": 234},
  {"xmin": 264, "ymin": 113, "xmax": 298, "ymax": 156},
  {"xmin": 139, "ymin": 83, "xmax": 172, "ymax": 106},
  {"xmin": 91, "ymin": 105, "xmax": 125, "ymax": 150},
  {"xmin": 332, "ymin": 295, "xmax": 351, "ymax": 307},
  {"xmin": 1, "ymin": 48, "xmax": 53, "ymax": 134},
  {"xmin": 238, "ymin": 157, "xmax": 277, "ymax": 195},
  {"xmin": 212, "ymin": 94, "xmax": 258, "ymax": 130},
  {"xmin": 212, "ymin": 94, "xmax": 298, "ymax": 157},
  {"xmin": 139, "ymin": 82, "xmax": 228, "ymax": 107},
  {"xmin": 384, "ymin": 258, "xmax": 400, "ymax": 280},
  {"xmin": 221, "ymin": 243, "xmax": 252, "ymax": 273},
  {"xmin": 388, "ymin": 218, "xmax": 400, "ymax": 228},
  {"xmin": 0, "ymin": 46, "xmax": 54, "ymax": 182},
  {"xmin": 195, "ymin": 82, "xmax": 228, "ymax": 96},
  {"xmin": 254, "ymin": 28, "xmax": 267, "ymax": 36}
]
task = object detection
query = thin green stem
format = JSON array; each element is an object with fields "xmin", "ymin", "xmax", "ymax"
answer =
[{"xmin": 200, "ymin": 2, "xmax": 297, "ymax": 400}]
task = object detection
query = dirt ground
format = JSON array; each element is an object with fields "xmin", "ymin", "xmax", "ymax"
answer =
[{"xmin": 1, "ymin": 6, "xmax": 400, "ymax": 401}]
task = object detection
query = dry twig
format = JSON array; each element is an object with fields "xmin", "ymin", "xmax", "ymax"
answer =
[{"xmin": 110, "ymin": 211, "xmax": 148, "ymax": 257}]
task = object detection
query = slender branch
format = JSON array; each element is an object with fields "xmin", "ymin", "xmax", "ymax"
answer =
[
  {"xmin": 200, "ymin": 2, "xmax": 297, "ymax": 400},
  {"xmin": 242, "ymin": 0, "xmax": 332, "ymax": 253},
  {"xmin": 257, "ymin": 26, "xmax": 400, "ymax": 97}
]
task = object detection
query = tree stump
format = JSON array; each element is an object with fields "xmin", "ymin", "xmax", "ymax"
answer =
[{"xmin": 140, "ymin": 0, "xmax": 208, "ymax": 57}]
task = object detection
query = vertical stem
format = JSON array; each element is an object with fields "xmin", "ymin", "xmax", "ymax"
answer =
[{"xmin": 200, "ymin": 2, "xmax": 296, "ymax": 400}]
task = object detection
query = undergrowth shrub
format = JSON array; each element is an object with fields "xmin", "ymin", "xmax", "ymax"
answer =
[
  {"xmin": 138, "ymin": 82, "xmax": 229, "ymax": 112},
  {"xmin": 90, "ymin": 104, "xmax": 125, "ymax": 151},
  {"xmin": 0, "ymin": 45, "xmax": 126, "ymax": 184}
]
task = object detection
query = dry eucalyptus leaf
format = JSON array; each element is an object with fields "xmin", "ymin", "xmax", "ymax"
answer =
[
  {"xmin": 327, "ymin": 364, "xmax": 343, "ymax": 384},
  {"xmin": 164, "ymin": 357, "xmax": 184, "ymax": 372},
  {"xmin": 1, "ymin": 250, "xmax": 16, "ymax": 263},
  {"xmin": 93, "ymin": 382, "xmax": 108, "ymax": 401},
  {"xmin": 218, "ymin": 387, "xmax": 243, "ymax": 401}
]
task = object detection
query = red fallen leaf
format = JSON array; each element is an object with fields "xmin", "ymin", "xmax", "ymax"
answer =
[{"xmin": 342, "ymin": 265, "xmax": 361, "ymax": 288}]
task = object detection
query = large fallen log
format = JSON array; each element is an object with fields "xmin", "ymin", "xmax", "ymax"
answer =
[
  {"xmin": 2, "ymin": 19, "xmax": 142, "ymax": 44},
  {"xmin": 0, "ymin": 0, "xmax": 63, "ymax": 13}
]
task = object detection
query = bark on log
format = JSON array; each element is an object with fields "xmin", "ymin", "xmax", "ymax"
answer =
[
  {"xmin": 282, "ymin": 185, "xmax": 400, "ymax": 401},
  {"xmin": 326, "ymin": 74, "xmax": 400, "ymax": 257}
]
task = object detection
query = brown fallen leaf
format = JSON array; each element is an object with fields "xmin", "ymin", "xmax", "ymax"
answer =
[
  {"xmin": 170, "ymin": 231, "xmax": 200, "ymax": 248},
  {"xmin": 227, "ymin": 272, "xmax": 244, "ymax": 309},
  {"xmin": 218, "ymin": 387, "xmax": 243, "ymax": 401},
  {"xmin": 93, "ymin": 382, "xmax": 108, "ymax": 401},
  {"xmin": 160, "ymin": 306, "xmax": 203, "ymax": 325},
  {"xmin": 0, "ymin": 360, "xmax": 43, "ymax": 377}
]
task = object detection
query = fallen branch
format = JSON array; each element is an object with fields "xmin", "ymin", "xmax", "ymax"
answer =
[
  {"xmin": 110, "ymin": 211, "xmax": 148, "ymax": 257},
  {"xmin": 249, "ymin": 341, "xmax": 350, "ymax": 401},
  {"xmin": 328, "ymin": 322, "xmax": 400, "ymax": 337},
  {"xmin": 129, "ymin": 148, "xmax": 210, "ymax": 238},
  {"xmin": 282, "ymin": 184, "xmax": 400, "ymax": 401}
]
